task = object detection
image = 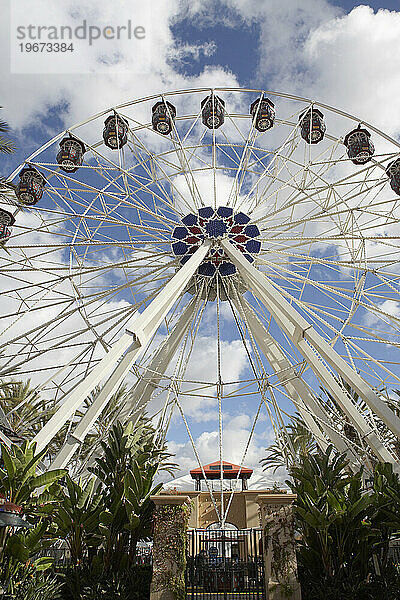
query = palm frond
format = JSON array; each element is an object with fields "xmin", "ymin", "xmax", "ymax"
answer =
[{"xmin": 0, "ymin": 115, "xmax": 16, "ymax": 154}]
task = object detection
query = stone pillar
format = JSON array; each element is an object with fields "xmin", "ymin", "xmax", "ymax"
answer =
[
  {"xmin": 257, "ymin": 494, "xmax": 301, "ymax": 600},
  {"xmin": 150, "ymin": 495, "xmax": 192, "ymax": 600}
]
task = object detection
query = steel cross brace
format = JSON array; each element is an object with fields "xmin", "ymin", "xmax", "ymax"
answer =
[
  {"xmin": 34, "ymin": 240, "xmax": 212, "ymax": 457},
  {"xmin": 233, "ymin": 293, "xmax": 364, "ymax": 470},
  {"xmin": 222, "ymin": 239, "xmax": 399, "ymax": 466}
]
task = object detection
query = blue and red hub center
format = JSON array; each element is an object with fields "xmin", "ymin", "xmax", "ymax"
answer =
[{"xmin": 171, "ymin": 206, "xmax": 261, "ymax": 278}]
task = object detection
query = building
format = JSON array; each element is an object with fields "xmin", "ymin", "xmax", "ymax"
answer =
[{"xmin": 163, "ymin": 459, "xmax": 287, "ymax": 530}]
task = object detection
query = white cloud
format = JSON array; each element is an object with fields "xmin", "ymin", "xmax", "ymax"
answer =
[
  {"xmin": 303, "ymin": 6, "xmax": 400, "ymax": 135},
  {"xmin": 1, "ymin": 0, "xmax": 239, "ymax": 133},
  {"xmin": 231, "ymin": 2, "xmax": 400, "ymax": 139},
  {"xmin": 364, "ymin": 298, "xmax": 400, "ymax": 329},
  {"xmin": 165, "ymin": 411, "xmax": 275, "ymax": 479}
]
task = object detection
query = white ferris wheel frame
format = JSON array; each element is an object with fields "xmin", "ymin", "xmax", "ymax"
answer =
[{"xmin": 1, "ymin": 87, "xmax": 400, "ymax": 496}]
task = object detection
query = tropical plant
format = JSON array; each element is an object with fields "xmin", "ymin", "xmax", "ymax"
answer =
[
  {"xmin": 0, "ymin": 441, "xmax": 66, "ymax": 599},
  {"xmin": 0, "ymin": 440, "xmax": 66, "ymax": 574},
  {"xmin": 63, "ymin": 565, "xmax": 152, "ymax": 600},
  {"xmin": 370, "ymin": 461, "xmax": 400, "ymax": 582},
  {"xmin": 289, "ymin": 446, "xmax": 382, "ymax": 599},
  {"xmin": 53, "ymin": 476, "xmax": 103, "ymax": 566},
  {"xmin": 6, "ymin": 522, "xmax": 54, "ymax": 568},
  {"xmin": 0, "ymin": 440, "xmax": 66, "ymax": 512},
  {"xmin": 0, "ymin": 110, "xmax": 16, "ymax": 155},
  {"xmin": 2, "ymin": 522, "xmax": 59, "ymax": 595},
  {"xmin": 88, "ymin": 417, "xmax": 176, "ymax": 572},
  {"xmin": 59, "ymin": 416, "xmax": 174, "ymax": 598},
  {"xmin": 3, "ymin": 565, "xmax": 62, "ymax": 600}
]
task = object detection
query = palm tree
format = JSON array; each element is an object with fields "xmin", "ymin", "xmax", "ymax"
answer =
[
  {"xmin": 0, "ymin": 378, "xmax": 148, "ymax": 465},
  {"xmin": 0, "ymin": 109, "xmax": 16, "ymax": 155},
  {"xmin": 0, "ymin": 379, "xmax": 63, "ymax": 442},
  {"xmin": 260, "ymin": 414, "xmax": 317, "ymax": 473},
  {"xmin": 0, "ymin": 109, "xmax": 17, "ymax": 206}
]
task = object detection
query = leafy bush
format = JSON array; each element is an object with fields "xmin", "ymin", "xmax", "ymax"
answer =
[
  {"xmin": 60, "ymin": 564, "xmax": 152, "ymax": 600},
  {"xmin": 289, "ymin": 446, "xmax": 400, "ymax": 599},
  {"xmin": 2, "ymin": 565, "xmax": 63, "ymax": 600}
]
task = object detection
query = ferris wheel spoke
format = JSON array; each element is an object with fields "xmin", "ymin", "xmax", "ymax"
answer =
[
  {"xmin": 259, "ymin": 256, "xmax": 400, "ymax": 338},
  {"xmin": 124, "ymin": 119, "xmax": 200, "ymax": 217},
  {"xmin": 238, "ymin": 109, "xmax": 315, "ymax": 213},
  {"xmin": 0, "ymin": 258, "xmax": 176, "ymax": 359},
  {"xmin": 35, "ymin": 156, "xmax": 178, "ymax": 233},
  {"xmin": 169, "ymin": 112, "xmax": 206, "ymax": 210}
]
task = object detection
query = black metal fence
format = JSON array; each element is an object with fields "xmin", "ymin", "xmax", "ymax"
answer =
[
  {"xmin": 388, "ymin": 539, "xmax": 400, "ymax": 565},
  {"xmin": 34, "ymin": 543, "xmax": 153, "ymax": 566},
  {"xmin": 186, "ymin": 528, "xmax": 265, "ymax": 599}
]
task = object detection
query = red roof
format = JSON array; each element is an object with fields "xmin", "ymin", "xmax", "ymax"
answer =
[
  {"xmin": 0, "ymin": 494, "xmax": 23, "ymax": 514},
  {"xmin": 190, "ymin": 461, "xmax": 253, "ymax": 480}
]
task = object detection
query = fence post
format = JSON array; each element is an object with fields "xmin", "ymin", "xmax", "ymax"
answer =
[
  {"xmin": 257, "ymin": 494, "xmax": 301, "ymax": 600},
  {"xmin": 150, "ymin": 494, "xmax": 192, "ymax": 600}
]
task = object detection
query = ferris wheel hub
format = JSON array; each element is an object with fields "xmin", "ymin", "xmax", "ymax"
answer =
[{"xmin": 171, "ymin": 205, "xmax": 261, "ymax": 300}]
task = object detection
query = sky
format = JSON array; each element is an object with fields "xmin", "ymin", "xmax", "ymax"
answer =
[{"xmin": 1, "ymin": 0, "xmax": 400, "ymax": 491}]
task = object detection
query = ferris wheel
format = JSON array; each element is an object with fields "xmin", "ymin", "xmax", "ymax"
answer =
[{"xmin": 1, "ymin": 87, "xmax": 400, "ymax": 518}]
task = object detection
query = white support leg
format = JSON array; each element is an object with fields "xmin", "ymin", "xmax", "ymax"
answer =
[
  {"xmin": 222, "ymin": 239, "xmax": 399, "ymax": 466},
  {"xmin": 51, "ymin": 297, "xmax": 199, "ymax": 469},
  {"xmin": 0, "ymin": 407, "xmax": 13, "ymax": 448},
  {"xmin": 34, "ymin": 241, "xmax": 211, "ymax": 455},
  {"xmin": 50, "ymin": 342, "xmax": 142, "ymax": 469},
  {"xmin": 117, "ymin": 296, "xmax": 199, "ymax": 423},
  {"xmin": 0, "ymin": 429, "xmax": 12, "ymax": 448},
  {"xmin": 234, "ymin": 294, "xmax": 364, "ymax": 470}
]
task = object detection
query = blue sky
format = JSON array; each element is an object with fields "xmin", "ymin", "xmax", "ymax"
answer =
[{"xmin": 1, "ymin": 0, "xmax": 400, "ymax": 481}]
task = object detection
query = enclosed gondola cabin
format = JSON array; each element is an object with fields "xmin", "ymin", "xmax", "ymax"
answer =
[
  {"xmin": 16, "ymin": 167, "xmax": 46, "ymax": 206},
  {"xmin": 386, "ymin": 159, "xmax": 400, "ymax": 196},
  {"xmin": 344, "ymin": 126, "xmax": 374, "ymax": 165},
  {"xmin": 190, "ymin": 460, "xmax": 253, "ymax": 491},
  {"xmin": 299, "ymin": 107, "xmax": 326, "ymax": 144},
  {"xmin": 250, "ymin": 96, "xmax": 275, "ymax": 132},
  {"xmin": 0, "ymin": 208, "xmax": 15, "ymax": 244},
  {"xmin": 201, "ymin": 95, "xmax": 225, "ymax": 129},
  {"xmin": 152, "ymin": 100, "xmax": 176, "ymax": 135},
  {"xmin": 103, "ymin": 114, "xmax": 129, "ymax": 149},
  {"xmin": 56, "ymin": 136, "xmax": 86, "ymax": 173}
]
